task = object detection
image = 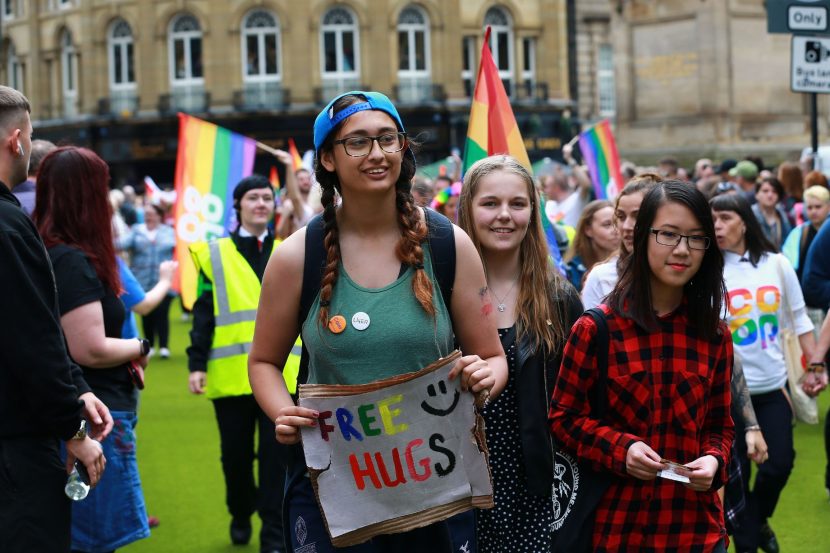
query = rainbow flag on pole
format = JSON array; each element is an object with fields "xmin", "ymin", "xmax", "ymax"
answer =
[
  {"xmin": 463, "ymin": 27, "xmax": 531, "ymax": 174},
  {"xmin": 578, "ymin": 120, "xmax": 623, "ymax": 200},
  {"xmin": 288, "ymin": 138, "xmax": 304, "ymax": 171},
  {"xmin": 173, "ymin": 113, "xmax": 256, "ymax": 308}
]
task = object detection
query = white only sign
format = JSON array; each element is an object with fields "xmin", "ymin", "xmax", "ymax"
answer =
[
  {"xmin": 792, "ymin": 35, "xmax": 830, "ymax": 92},
  {"xmin": 789, "ymin": 5, "xmax": 828, "ymax": 31}
]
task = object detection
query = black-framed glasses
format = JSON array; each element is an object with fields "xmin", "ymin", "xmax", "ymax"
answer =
[
  {"xmin": 649, "ymin": 228, "xmax": 711, "ymax": 250},
  {"xmin": 333, "ymin": 132, "xmax": 407, "ymax": 157}
]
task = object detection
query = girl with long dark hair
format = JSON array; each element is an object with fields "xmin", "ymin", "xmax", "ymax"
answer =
[
  {"xmin": 248, "ymin": 92, "xmax": 507, "ymax": 552},
  {"xmin": 550, "ymin": 181, "xmax": 734, "ymax": 552}
]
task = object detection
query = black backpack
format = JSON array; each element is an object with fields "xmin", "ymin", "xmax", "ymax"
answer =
[{"xmin": 294, "ymin": 207, "xmax": 456, "ymax": 394}]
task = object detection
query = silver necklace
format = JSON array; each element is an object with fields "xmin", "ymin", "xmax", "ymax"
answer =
[{"xmin": 489, "ymin": 278, "xmax": 518, "ymax": 312}]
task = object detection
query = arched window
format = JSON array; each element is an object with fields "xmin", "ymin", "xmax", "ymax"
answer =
[
  {"xmin": 484, "ymin": 6, "xmax": 514, "ymax": 97},
  {"xmin": 397, "ymin": 5, "xmax": 431, "ymax": 103},
  {"xmin": 398, "ymin": 6, "xmax": 429, "ymax": 74},
  {"xmin": 108, "ymin": 19, "xmax": 135, "ymax": 88},
  {"xmin": 6, "ymin": 43, "xmax": 23, "ymax": 93},
  {"xmin": 61, "ymin": 29, "xmax": 78, "ymax": 117},
  {"xmin": 169, "ymin": 14, "xmax": 203, "ymax": 84},
  {"xmin": 242, "ymin": 10, "xmax": 281, "ymax": 81},
  {"xmin": 320, "ymin": 6, "xmax": 360, "ymax": 93}
]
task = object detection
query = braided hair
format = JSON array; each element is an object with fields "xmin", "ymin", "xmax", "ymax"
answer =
[{"xmin": 314, "ymin": 94, "xmax": 434, "ymax": 327}]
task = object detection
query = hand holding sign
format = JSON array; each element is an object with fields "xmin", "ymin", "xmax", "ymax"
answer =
[
  {"xmin": 275, "ymin": 405, "xmax": 319, "ymax": 445},
  {"xmin": 298, "ymin": 351, "xmax": 493, "ymax": 546},
  {"xmin": 449, "ymin": 354, "xmax": 495, "ymax": 394}
]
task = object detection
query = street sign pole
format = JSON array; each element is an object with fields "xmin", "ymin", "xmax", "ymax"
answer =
[{"xmin": 812, "ymin": 93, "xmax": 819, "ymax": 168}]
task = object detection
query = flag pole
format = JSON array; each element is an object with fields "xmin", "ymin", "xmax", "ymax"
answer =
[
  {"xmin": 565, "ymin": 134, "xmax": 580, "ymax": 149},
  {"xmin": 255, "ymin": 141, "xmax": 280, "ymax": 156}
]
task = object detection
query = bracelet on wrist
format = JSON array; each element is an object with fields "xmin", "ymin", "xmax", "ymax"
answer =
[
  {"xmin": 808, "ymin": 362, "xmax": 827, "ymax": 374},
  {"xmin": 744, "ymin": 425, "xmax": 761, "ymax": 433}
]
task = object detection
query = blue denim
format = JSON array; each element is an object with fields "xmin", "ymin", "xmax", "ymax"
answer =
[{"xmin": 69, "ymin": 411, "xmax": 149, "ymax": 553}]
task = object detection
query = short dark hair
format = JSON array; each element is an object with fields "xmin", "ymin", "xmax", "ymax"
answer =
[
  {"xmin": 609, "ymin": 180, "xmax": 726, "ymax": 340},
  {"xmin": 232, "ymin": 174, "xmax": 273, "ymax": 212},
  {"xmin": 755, "ymin": 176, "xmax": 785, "ymax": 199},
  {"xmin": 710, "ymin": 193, "xmax": 777, "ymax": 265}
]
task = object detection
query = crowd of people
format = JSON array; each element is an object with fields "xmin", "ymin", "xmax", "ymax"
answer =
[{"xmin": 2, "ymin": 82, "xmax": 830, "ymax": 553}]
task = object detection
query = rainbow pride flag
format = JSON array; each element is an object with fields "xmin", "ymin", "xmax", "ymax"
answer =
[
  {"xmin": 288, "ymin": 138, "xmax": 304, "ymax": 171},
  {"xmin": 173, "ymin": 113, "xmax": 256, "ymax": 308},
  {"xmin": 463, "ymin": 27, "xmax": 531, "ymax": 174},
  {"xmin": 578, "ymin": 120, "xmax": 623, "ymax": 200}
]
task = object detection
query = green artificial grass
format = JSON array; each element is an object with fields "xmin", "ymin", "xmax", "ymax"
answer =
[{"xmin": 123, "ymin": 308, "xmax": 830, "ymax": 552}]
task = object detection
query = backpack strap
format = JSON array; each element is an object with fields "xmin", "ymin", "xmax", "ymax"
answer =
[
  {"xmin": 294, "ymin": 213, "xmax": 326, "ymax": 397},
  {"xmin": 424, "ymin": 207, "xmax": 455, "ymax": 312},
  {"xmin": 583, "ymin": 307, "xmax": 610, "ymax": 419},
  {"xmin": 299, "ymin": 213, "xmax": 326, "ymax": 326}
]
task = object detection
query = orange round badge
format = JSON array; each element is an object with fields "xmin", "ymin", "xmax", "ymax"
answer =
[{"xmin": 328, "ymin": 315, "xmax": 347, "ymax": 334}]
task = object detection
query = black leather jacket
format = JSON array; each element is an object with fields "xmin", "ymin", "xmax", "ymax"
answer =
[{"xmin": 514, "ymin": 283, "xmax": 583, "ymax": 496}]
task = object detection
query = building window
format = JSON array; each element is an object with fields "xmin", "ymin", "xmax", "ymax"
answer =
[
  {"xmin": 597, "ymin": 43, "xmax": 616, "ymax": 117},
  {"xmin": 108, "ymin": 19, "xmax": 135, "ymax": 88},
  {"xmin": 521, "ymin": 37, "xmax": 536, "ymax": 97},
  {"xmin": 6, "ymin": 43, "xmax": 23, "ymax": 93},
  {"xmin": 398, "ymin": 6, "xmax": 429, "ymax": 74},
  {"xmin": 320, "ymin": 6, "xmax": 360, "ymax": 94},
  {"xmin": 3, "ymin": 0, "xmax": 14, "ymax": 19},
  {"xmin": 461, "ymin": 36, "xmax": 475, "ymax": 97},
  {"xmin": 61, "ymin": 29, "xmax": 78, "ymax": 117},
  {"xmin": 484, "ymin": 6, "xmax": 514, "ymax": 97},
  {"xmin": 169, "ymin": 14, "xmax": 203, "ymax": 84},
  {"xmin": 242, "ymin": 10, "xmax": 281, "ymax": 80},
  {"xmin": 397, "ymin": 5, "xmax": 430, "ymax": 102}
]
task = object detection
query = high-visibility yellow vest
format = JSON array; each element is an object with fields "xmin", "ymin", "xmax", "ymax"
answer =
[{"xmin": 189, "ymin": 237, "xmax": 302, "ymax": 399}]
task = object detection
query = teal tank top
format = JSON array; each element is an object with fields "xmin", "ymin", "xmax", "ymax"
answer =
[{"xmin": 301, "ymin": 243, "xmax": 454, "ymax": 385}]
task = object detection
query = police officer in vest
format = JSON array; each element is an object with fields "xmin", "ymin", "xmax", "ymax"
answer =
[{"xmin": 187, "ymin": 175, "xmax": 298, "ymax": 553}]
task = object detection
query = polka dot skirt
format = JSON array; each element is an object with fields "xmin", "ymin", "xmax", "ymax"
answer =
[{"xmin": 475, "ymin": 327, "xmax": 555, "ymax": 552}]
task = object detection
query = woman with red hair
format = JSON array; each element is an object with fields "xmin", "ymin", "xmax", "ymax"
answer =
[{"xmin": 34, "ymin": 146, "xmax": 151, "ymax": 553}]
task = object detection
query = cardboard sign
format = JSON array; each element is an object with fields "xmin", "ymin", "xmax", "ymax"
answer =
[{"xmin": 298, "ymin": 351, "xmax": 493, "ymax": 546}]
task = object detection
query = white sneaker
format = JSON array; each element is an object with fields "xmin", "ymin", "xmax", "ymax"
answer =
[
  {"xmin": 160, "ymin": 347, "xmax": 170, "ymax": 359},
  {"xmin": 147, "ymin": 347, "xmax": 156, "ymax": 358}
]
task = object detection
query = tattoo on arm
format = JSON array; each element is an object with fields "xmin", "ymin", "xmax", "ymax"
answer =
[
  {"xmin": 478, "ymin": 287, "xmax": 492, "ymax": 317},
  {"xmin": 731, "ymin": 355, "xmax": 758, "ymax": 427}
]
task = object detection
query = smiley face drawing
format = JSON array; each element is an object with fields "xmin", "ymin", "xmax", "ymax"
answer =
[{"xmin": 420, "ymin": 379, "xmax": 460, "ymax": 416}]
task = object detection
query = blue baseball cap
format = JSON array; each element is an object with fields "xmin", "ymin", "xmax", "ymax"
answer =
[{"xmin": 313, "ymin": 91, "xmax": 414, "ymax": 165}]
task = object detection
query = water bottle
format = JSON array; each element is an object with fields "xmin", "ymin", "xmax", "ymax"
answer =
[{"xmin": 65, "ymin": 462, "xmax": 90, "ymax": 501}]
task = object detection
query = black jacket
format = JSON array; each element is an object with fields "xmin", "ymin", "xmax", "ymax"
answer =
[
  {"xmin": 187, "ymin": 230, "xmax": 274, "ymax": 372},
  {"xmin": 0, "ymin": 183, "xmax": 90, "ymax": 440},
  {"xmin": 515, "ymin": 282, "xmax": 583, "ymax": 496}
]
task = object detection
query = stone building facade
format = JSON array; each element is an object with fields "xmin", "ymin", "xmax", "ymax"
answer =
[
  {"xmin": 612, "ymin": 0, "xmax": 824, "ymax": 166},
  {"xmin": 1, "ymin": 0, "xmax": 575, "ymax": 184}
]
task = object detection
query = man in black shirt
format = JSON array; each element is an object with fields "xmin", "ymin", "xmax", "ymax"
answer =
[{"xmin": 0, "ymin": 85, "xmax": 110, "ymax": 553}]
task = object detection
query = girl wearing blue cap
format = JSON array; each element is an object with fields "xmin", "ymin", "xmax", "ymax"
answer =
[{"xmin": 249, "ymin": 91, "xmax": 507, "ymax": 552}]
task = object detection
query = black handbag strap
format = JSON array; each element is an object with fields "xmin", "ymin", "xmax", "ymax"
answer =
[{"xmin": 584, "ymin": 307, "xmax": 609, "ymax": 419}]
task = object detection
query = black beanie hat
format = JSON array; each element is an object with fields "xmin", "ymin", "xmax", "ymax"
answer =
[{"xmin": 232, "ymin": 174, "xmax": 273, "ymax": 209}]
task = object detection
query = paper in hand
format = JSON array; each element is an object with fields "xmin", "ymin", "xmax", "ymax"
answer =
[{"xmin": 657, "ymin": 459, "xmax": 694, "ymax": 484}]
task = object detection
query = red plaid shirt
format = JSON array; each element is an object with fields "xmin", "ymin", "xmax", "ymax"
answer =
[{"xmin": 549, "ymin": 304, "xmax": 734, "ymax": 552}]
